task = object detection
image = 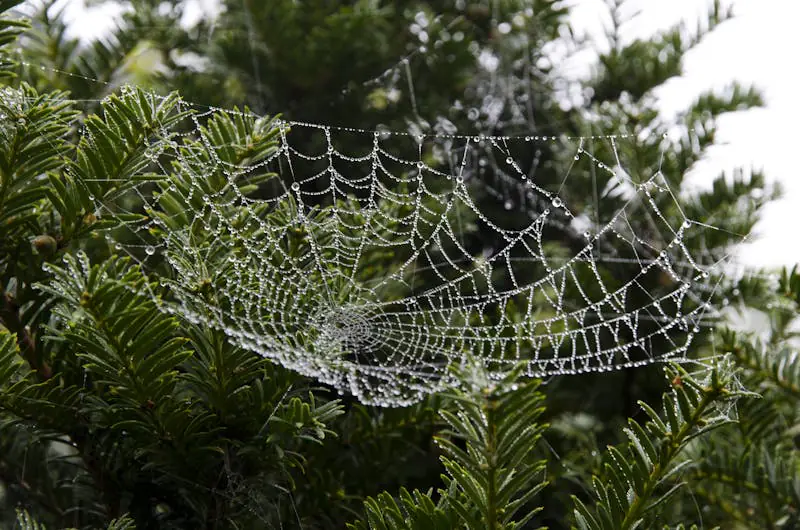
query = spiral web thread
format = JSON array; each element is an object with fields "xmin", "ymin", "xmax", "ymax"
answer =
[{"xmin": 72, "ymin": 92, "xmax": 728, "ymax": 406}]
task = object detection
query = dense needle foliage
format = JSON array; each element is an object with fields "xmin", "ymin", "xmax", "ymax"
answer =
[{"xmin": 0, "ymin": 1, "xmax": 793, "ymax": 529}]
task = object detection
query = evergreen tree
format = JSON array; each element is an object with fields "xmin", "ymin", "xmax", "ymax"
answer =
[{"xmin": 0, "ymin": 1, "xmax": 787, "ymax": 529}]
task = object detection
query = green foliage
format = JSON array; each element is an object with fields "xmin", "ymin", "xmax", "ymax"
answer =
[
  {"xmin": 13, "ymin": 508, "xmax": 135, "ymax": 530},
  {"xmin": 0, "ymin": 79, "xmax": 346, "ymax": 528},
  {"xmin": 594, "ymin": 0, "xmax": 733, "ymax": 104},
  {"xmin": 38, "ymin": 253, "xmax": 196, "ymax": 440},
  {"xmin": 436, "ymin": 376, "xmax": 547, "ymax": 529},
  {"xmin": 667, "ymin": 267, "xmax": 800, "ymax": 528},
  {"xmin": 0, "ymin": 0, "xmax": 27, "ymax": 77},
  {"xmin": 350, "ymin": 370, "xmax": 547, "ymax": 530},
  {"xmin": 0, "ymin": 84, "xmax": 75, "ymax": 241},
  {"xmin": 572, "ymin": 362, "xmax": 750, "ymax": 529},
  {"xmin": 0, "ymin": 328, "xmax": 20, "ymax": 386}
]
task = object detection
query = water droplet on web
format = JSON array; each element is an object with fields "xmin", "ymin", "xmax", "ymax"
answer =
[
  {"xmin": 504, "ymin": 200, "xmax": 513, "ymax": 210},
  {"xmin": 506, "ymin": 157, "xmax": 513, "ymax": 164},
  {"xmin": 552, "ymin": 197, "xmax": 563, "ymax": 208},
  {"xmin": 145, "ymin": 246, "xmax": 155, "ymax": 256},
  {"xmin": 291, "ymin": 182, "xmax": 300, "ymax": 191},
  {"xmin": 375, "ymin": 125, "xmax": 391, "ymax": 140}
]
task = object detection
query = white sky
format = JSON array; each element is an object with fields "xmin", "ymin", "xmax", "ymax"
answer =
[{"xmin": 61, "ymin": 0, "xmax": 799, "ymax": 268}]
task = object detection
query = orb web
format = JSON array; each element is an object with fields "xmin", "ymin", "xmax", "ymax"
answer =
[{"xmin": 78, "ymin": 95, "xmax": 721, "ymax": 406}]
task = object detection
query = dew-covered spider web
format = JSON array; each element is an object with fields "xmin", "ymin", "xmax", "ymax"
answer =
[{"xmin": 75, "ymin": 90, "xmax": 727, "ymax": 406}]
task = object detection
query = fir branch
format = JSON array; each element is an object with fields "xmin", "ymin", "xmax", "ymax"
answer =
[
  {"xmin": 350, "ymin": 368, "xmax": 548, "ymax": 530},
  {"xmin": 572, "ymin": 361, "xmax": 750, "ymax": 530}
]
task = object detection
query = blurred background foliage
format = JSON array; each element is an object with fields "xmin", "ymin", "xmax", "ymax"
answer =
[{"xmin": 0, "ymin": 0, "xmax": 794, "ymax": 528}]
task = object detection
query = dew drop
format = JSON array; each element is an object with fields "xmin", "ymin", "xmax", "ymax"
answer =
[
  {"xmin": 552, "ymin": 197, "xmax": 563, "ymax": 208},
  {"xmin": 145, "ymin": 246, "xmax": 155, "ymax": 256},
  {"xmin": 291, "ymin": 182, "xmax": 300, "ymax": 191},
  {"xmin": 504, "ymin": 200, "xmax": 513, "ymax": 210}
]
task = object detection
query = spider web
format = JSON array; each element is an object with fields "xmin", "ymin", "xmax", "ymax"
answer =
[{"xmin": 76, "ymin": 91, "xmax": 724, "ymax": 406}]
